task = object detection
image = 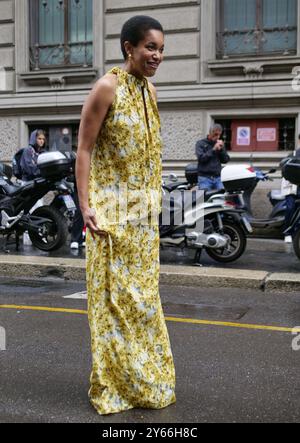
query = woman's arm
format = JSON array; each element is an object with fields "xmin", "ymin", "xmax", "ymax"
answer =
[{"xmin": 76, "ymin": 74, "xmax": 117, "ymax": 237}]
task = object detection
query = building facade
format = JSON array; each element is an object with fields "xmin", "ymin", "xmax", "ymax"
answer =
[{"xmin": 0, "ymin": 0, "xmax": 299, "ymax": 190}]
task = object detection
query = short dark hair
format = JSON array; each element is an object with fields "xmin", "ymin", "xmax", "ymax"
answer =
[
  {"xmin": 120, "ymin": 15, "xmax": 164, "ymax": 60},
  {"xmin": 298, "ymin": 133, "xmax": 300, "ymax": 140}
]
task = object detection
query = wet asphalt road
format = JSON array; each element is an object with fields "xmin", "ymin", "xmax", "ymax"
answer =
[{"xmin": 1, "ymin": 278, "xmax": 300, "ymax": 423}]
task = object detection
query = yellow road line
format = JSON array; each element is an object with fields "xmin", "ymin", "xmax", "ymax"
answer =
[
  {"xmin": 165, "ymin": 316, "xmax": 300, "ymax": 333},
  {"xmin": 0, "ymin": 304, "xmax": 300, "ymax": 334},
  {"xmin": 0, "ymin": 305, "xmax": 87, "ymax": 315}
]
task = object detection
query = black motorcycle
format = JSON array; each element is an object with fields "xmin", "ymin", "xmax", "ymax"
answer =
[
  {"xmin": 0, "ymin": 152, "xmax": 76, "ymax": 252},
  {"xmin": 281, "ymin": 157, "xmax": 300, "ymax": 259}
]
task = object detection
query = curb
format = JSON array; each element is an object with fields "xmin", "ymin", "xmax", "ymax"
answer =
[
  {"xmin": 1, "ymin": 255, "xmax": 300, "ymax": 293},
  {"xmin": 0, "ymin": 256, "xmax": 86, "ymax": 281},
  {"xmin": 264, "ymin": 273, "xmax": 300, "ymax": 293},
  {"xmin": 159, "ymin": 265, "xmax": 267, "ymax": 290}
]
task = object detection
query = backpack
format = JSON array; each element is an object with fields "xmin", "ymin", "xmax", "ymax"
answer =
[{"xmin": 12, "ymin": 148, "xmax": 25, "ymax": 179}]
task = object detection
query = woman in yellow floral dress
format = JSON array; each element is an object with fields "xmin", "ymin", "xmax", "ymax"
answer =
[{"xmin": 76, "ymin": 16, "xmax": 176, "ymax": 415}]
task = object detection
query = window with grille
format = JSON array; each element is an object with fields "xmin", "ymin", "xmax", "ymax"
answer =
[
  {"xmin": 217, "ymin": 0, "xmax": 298, "ymax": 59},
  {"xmin": 29, "ymin": 0, "xmax": 93, "ymax": 70}
]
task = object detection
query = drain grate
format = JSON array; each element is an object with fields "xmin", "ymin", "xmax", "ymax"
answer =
[{"xmin": 162, "ymin": 302, "xmax": 249, "ymax": 322}]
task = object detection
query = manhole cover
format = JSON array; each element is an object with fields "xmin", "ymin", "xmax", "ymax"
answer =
[{"xmin": 162, "ymin": 302, "xmax": 249, "ymax": 322}]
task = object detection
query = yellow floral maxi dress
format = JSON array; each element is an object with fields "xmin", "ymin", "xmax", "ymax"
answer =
[{"xmin": 86, "ymin": 67, "xmax": 176, "ymax": 415}]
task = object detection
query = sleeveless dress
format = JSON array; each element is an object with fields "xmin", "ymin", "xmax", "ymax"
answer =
[{"xmin": 86, "ymin": 67, "xmax": 176, "ymax": 415}]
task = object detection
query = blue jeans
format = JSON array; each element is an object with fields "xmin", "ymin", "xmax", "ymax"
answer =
[
  {"xmin": 285, "ymin": 192, "xmax": 300, "ymax": 232},
  {"xmin": 198, "ymin": 176, "xmax": 224, "ymax": 192}
]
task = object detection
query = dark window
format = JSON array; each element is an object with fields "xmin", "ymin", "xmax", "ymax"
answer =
[
  {"xmin": 215, "ymin": 118, "xmax": 296, "ymax": 151},
  {"xmin": 30, "ymin": 0, "xmax": 93, "ymax": 70},
  {"xmin": 217, "ymin": 0, "xmax": 298, "ymax": 59},
  {"xmin": 28, "ymin": 124, "xmax": 79, "ymax": 152}
]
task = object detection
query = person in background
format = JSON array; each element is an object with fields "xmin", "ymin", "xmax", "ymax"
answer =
[
  {"xmin": 195, "ymin": 124, "xmax": 230, "ymax": 192},
  {"xmin": 20, "ymin": 129, "xmax": 46, "ymax": 246},
  {"xmin": 281, "ymin": 134, "xmax": 300, "ymax": 243},
  {"xmin": 20, "ymin": 130, "xmax": 46, "ymax": 181}
]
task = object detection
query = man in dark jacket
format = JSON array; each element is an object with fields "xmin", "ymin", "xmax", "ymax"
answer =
[
  {"xmin": 281, "ymin": 135, "xmax": 300, "ymax": 243},
  {"xmin": 195, "ymin": 124, "xmax": 230, "ymax": 191},
  {"xmin": 20, "ymin": 129, "xmax": 46, "ymax": 181}
]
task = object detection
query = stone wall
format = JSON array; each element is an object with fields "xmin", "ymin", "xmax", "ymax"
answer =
[
  {"xmin": 160, "ymin": 109, "xmax": 205, "ymax": 160},
  {"xmin": 0, "ymin": 117, "xmax": 19, "ymax": 159}
]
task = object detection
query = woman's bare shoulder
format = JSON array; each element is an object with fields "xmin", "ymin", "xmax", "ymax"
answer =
[
  {"xmin": 96, "ymin": 72, "xmax": 118, "ymax": 89},
  {"xmin": 90, "ymin": 73, "xmax": 118, "ymax": 105}
]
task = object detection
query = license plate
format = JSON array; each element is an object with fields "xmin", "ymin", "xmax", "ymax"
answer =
[
  {"xmin": 242, "ymin": 216, "xmax": 253, "ymax": 233},
  {"xmin": 62, "ymin": 195, "xmax": 76, "ymax": 210}
]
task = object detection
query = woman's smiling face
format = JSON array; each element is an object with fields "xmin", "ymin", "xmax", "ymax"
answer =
[{"xmin": 125, "ymin": 29, "xmax": 165, "ymax": 78}]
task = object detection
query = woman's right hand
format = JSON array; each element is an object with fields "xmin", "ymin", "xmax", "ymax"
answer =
[{"xmin": 82, "ymin": 208, "xmax": 108, "ymax": 240}]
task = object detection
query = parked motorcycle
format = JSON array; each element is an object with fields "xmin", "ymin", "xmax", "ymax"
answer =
[
  {"xmin": 159, "ymin": 165, "xmax": 252, "ymax": 264},
  {"xmin": 203, "ymin": 165, "xmax": 297, "ymax": 240},
  {"xmin": 50, "ymin": 175, "xmax": 76, "ymax": 232},
  {"xmin": 0, "ymin": 151, "xmax": 76, "ymax": 252},
  {"xmin": 207, "ymin": 166, "xmax": 287, "ymax": 239},
  {"xmin": 281, "ymin": 157, "xmax": 300, "ymax": 259},
  {"xmin": 243, "ymin": 167, "xmax": 289, "ymax": 239}
]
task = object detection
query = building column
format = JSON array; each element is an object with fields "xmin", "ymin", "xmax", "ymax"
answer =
[
  {"xmin": 93, "ymin": 0, "xmax": 104, "ymax": 76},
  {"xmin": 298, "ymin": 0, "xmax": 300, "ymax": 56}
]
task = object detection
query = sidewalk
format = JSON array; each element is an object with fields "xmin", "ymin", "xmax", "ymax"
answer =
[{"xmin": 0, "ymin": 238, "xmax": 299, "ymax": 292}]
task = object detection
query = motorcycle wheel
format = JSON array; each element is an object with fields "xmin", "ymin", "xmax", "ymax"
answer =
[
  {"xmin": 205, "ymin": 221, "xmax": 247, "ymax": 263},
  {"xmin": 28, "ymin": 206, "xmax": 68, "ymax": 252},
  {"xmin": 293, "ymin": 230, "xmax": 300, "ymax": 260}
]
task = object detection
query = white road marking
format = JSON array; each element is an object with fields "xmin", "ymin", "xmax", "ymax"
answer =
[{"xmin": 63, "ymin": 291, "xmax": 87, "ymax": 300}]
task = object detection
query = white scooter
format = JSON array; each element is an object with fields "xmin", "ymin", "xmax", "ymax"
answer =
[{"xmin": 159, "ymin": 166, "xmax": 253, "ymax": 264}]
